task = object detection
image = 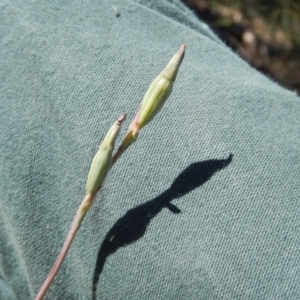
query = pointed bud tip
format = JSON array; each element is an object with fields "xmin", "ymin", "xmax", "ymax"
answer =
[
  {"xmin": 117, "ymin": 113, "xmax": 127, "ymax": 124},
  {"xmin": 179, "ymin": 44, "xmax": 186, "ymax": 53},
  {"xmin": 177, "ymin": 44, "xmax": 186, "ymax": 60}
]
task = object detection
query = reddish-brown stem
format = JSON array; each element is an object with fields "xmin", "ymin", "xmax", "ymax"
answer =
[
  {"xmin": 35, "ymin": 193, "xmax": 96, "ymax": 300},
  {"xmin": 112, "ymin": 108, "xmax": 140, "ymax": 166},
  {"xmin": 112, "ymin": 131, "xmax": 132, "ymax": 165}
]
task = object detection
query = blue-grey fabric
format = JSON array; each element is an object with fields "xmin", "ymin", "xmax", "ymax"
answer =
[{"xmin": 1, "ymin": 0, "xmax": 299, "ymax": 299}]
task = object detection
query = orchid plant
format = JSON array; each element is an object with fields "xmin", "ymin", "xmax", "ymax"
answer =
[{"xmin": 35, "ymin": 44, "xmax": 186, "ymax": 300}]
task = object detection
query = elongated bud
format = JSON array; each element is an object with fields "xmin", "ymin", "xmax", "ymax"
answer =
[
  {"xmin": 85, "ymin": 114, "xmax": 126, "ymax": 194},
  {"xmin": 137, "ymin": 44, "xmax": 186, "ymax": 130}
]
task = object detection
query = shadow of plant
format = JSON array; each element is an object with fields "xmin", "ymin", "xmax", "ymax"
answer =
[{"xmin": 92, "ymin": 154, "xmax": 233, "ymax": 299}]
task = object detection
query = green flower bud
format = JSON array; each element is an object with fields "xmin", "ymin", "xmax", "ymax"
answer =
[
  {"xmin": 138, "ymin": 44, "xmax": 186, "ymax": 129},
  {"xmin": 85, "ymin": 114, "xmax": 126, "ymax": 194}
]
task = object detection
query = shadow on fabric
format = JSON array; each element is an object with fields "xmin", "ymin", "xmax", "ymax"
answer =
[{"xmin": 92, "ymin": 154, "xmax": 233, "ymax": 299}]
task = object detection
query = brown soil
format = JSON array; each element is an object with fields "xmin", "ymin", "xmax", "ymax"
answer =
[{"xmin": 182, "ymin": 0, "xmax": 300, "ymax": 94}]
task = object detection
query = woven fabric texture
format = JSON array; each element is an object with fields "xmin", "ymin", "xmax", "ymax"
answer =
[{"xmin": 1, "ymin": 0, "xmax": 299, "ymax": 299}]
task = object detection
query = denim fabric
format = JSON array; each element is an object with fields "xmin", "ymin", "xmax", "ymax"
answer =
[{"xmin": 1, "ymin": 0, "xmax": 299, "ymax": 299}]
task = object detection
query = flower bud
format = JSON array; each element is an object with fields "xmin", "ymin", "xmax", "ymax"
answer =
[
  {"xmin": 137, "ymin": 44, "xmax": 186, "ymax": 129},
  {"xmin": 85, "ymin": 114, "xmax": 126, "ymax": 194}
]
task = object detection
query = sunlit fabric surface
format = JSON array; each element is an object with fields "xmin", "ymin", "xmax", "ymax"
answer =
[{"xmin": 0, "ymin": 0, "xmax": 299, "ymax": 299}]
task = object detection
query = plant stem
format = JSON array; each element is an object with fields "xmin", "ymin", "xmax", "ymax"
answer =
[
  {"xmin": 112, "ymin": 109, "xmax": 140, "ymax": 165},
  {"xmin": 35, "ymin": 192, "xmax": 96, "ymax": 300},
  {"xmin": 112, "ymin": 130, "xmax": 135, "ymax": 165}
]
